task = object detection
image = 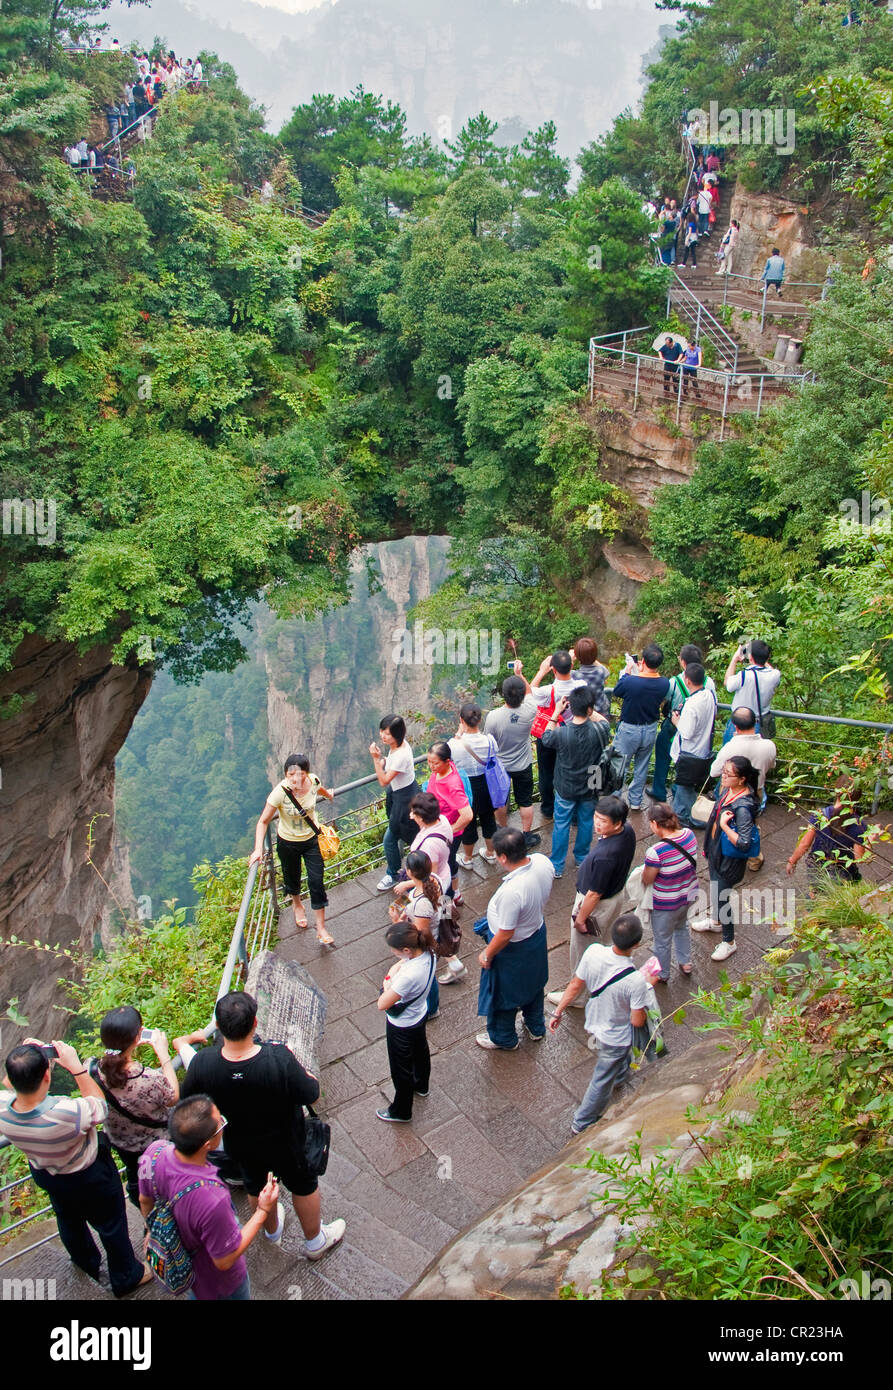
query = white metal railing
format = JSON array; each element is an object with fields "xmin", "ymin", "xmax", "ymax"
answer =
[
  {"xmin": 667, "ymin": 272, "xmax": 740, "ymax": 375},
  {"xmin": 716, "ymin": 270, "xmax": 829, "ymax": 331},
  {"xmin": 588, "ymin": 337, "xmax": 815, "ymax": 437},
  {"xmin": 2, "ymin": 711, "xmax": 891, "ymax": 1263}
]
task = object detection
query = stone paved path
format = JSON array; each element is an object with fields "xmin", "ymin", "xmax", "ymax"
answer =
[{"xmin": 5, "ymin": 802, "xmax": 891, "ymax": 1301}]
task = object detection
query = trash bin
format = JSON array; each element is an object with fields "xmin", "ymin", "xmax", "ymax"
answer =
[
  {"xmin": 773, "ymin": 335, "xmax": 790, "ymax": 362},
  {"xmin": 784, "ymin": 338, "xmax": 803, "ymax": 368}
]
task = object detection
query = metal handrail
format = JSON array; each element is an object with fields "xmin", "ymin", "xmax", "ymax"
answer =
[
  {"xmin": 1, "ymin": 709, "xmax": 890, "ymax": 1257},
  {"xmin": 589, "ymin": 340, "xmax": 813, "ymax": 387},
  {"xmin": 588, "ymin": 337, "xmax": 815, "ymax": 437},
  {"xmin": 590, "ymin": 327, "xmax": 653, "ymax": 344},
  {"xmin": 667, "ymin": 272, "xmax": 740, "ymax": 374}
]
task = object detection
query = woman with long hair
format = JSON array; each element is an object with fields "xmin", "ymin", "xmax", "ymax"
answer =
[
  {"xmin": 389, "ymin": 850, "xmax": 444, "ymax": 1019},
  {"xmin": 641, "ymin": 803, "xmax": 698, "ymax": 981},
  {"xmin": 251, "ymin": 752, "xmax": 336, "ymax": 947},
  {"xmin": 375, "ymin": 921, "xmax": 435, "ymax": 1124},
  {"xmin": 370, "ymin": 713, "xmax": 420, "ymax": 892},
  {"xmin": 89, "ymin": 1006, "xmax": 178, "ymax": 1208},
  {"xmin": 691, "ymin": 756, "xmax": 759, "ymax": 962}
]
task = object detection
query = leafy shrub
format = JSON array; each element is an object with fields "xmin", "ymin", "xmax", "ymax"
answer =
[{"xmin": 586, "ymin": 887, "xmax": 893, "ymax": 1299}]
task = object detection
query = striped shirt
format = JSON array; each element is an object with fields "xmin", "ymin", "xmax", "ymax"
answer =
[
  {"xmin": 644, "ymin": 831, "xmax": 699, "ymax": 910},
  {"xmin": 0, "ymin": 1092, "xmax": 106, "ymax": 1174}
]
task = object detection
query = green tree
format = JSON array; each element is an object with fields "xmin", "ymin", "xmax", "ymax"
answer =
[
  {"xmin": 562, "ymin": 176, "xmax": 668, "ymax": 337},
  {"xmin": 447, "ymin": 111, "xmax": 506, "ymax": 173}
]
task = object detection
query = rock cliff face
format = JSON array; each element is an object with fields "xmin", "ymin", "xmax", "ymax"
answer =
[
  {"xmin": 0, "ymin": 638, "xmax": 151, "ymax": 1040},
  {"xmin": 263, "ymin": 536, "xmax": 450, "ymax": 789},
  {"xmin": 729, "ymin": 186, "xmax": 824, "ymax": 284}
]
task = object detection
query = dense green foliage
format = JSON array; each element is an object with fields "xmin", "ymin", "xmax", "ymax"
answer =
[
  {"xmin": 582, "ymin": 882, "xmax": 893, "ymax": 1300},
  {"xmin": 0, "ymin": 17, "xmax": 669, "ymax": 683}
]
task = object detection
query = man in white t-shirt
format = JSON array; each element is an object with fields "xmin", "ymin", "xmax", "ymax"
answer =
[
  {"xmin": 710, "ymin": 706, "xmax": 776, "ymax": 793},
  {"xmin": 723, "ymin": 639, "xmax": 780, "ymax": 742},
  {"xmin": 549, "ymin": 913, "xmax": 648, "ymax": 1133},
  {"xmin": 476, "ymin": 830, "xmax": 554, "ymax": 1050}
]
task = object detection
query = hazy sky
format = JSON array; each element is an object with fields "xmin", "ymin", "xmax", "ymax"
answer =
[{"xmin": 106, "ymin": 0, "xmax": 671, "ymax": 154}]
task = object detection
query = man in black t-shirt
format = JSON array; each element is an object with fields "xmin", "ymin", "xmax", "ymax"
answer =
[
  {"xmin": 541, "ymin": 686, "xmax": 611, "ymax": 878},
  {"xmin": 658, "ymin": 336, "xmax": 684, "ymax": 394},
  {"xmin": 547, "ymin": 796, "xmax": 636, "ymax": 1011},
  {"xmin": 178, "ymin": 992, "xmax": 345, "ymax": 1261}
]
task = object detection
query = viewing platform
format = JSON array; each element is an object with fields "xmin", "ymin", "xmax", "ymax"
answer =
[{"xmin": 4, "ymin": 793, "xmax": 892, "ymax": 1301}]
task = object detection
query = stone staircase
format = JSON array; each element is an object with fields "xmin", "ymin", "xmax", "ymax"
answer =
[{"xmin": 675, "ymin": 176, "xmax": 820, "ymax": 329}]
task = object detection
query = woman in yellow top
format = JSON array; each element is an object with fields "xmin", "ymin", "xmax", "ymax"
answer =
[{"xmin": 251, "ymin": 753, "xmax": 336, "ymax": 947}]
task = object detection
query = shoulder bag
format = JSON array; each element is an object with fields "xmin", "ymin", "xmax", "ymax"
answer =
[
  {"xmin": 674, "ymin": 690, "xmax": 717, "ymax": 790},
  {"xmin": 303, "ymin": 1104, "xmax": 330, "ymax": 1176},
  {"xmin": 385, "ymin": 952, "xmax": 435, "ymax": 1019},
  {"xmin": 283, "ymin": 783, "xmax": 341, "ymax": 861},
  {"xmin": 746, "ymin": 666, "xmax": 776, "ymax": 740},
  {"xmin": 589, "ymin": 965, "xmax": 636, "ymax": 999},
  {"xmin": 458, "ymin": 735, "xmax": 510, "ymax": 808}
]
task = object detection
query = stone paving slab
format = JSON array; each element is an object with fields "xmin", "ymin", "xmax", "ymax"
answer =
[{"xmin": 9, "ymin": 801, "xmax": 892, "ymax": 1302}]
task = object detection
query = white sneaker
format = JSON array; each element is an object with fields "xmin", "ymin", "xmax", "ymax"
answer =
[
  {"xmin": 376, "ymin": 873, "xmax": 395, "ymax": 892},
  {"xmin": 478, "ymin": 847, "xmax": 498, "ymax": 864},
  {"xmin": 438, "ymin": 963, "xmax": 468, "ymax": 985},
  {"xmin": 475, "ymin": 1032, "xmax": 519, "ymax": 1051},
  {"xmin": 305, "ymin": 1218, "xmax": 346, "ymax": 1261},
  {"xmin": 458, "ymin": 856, "xmax": 474, "ymax": 871},
  {"xmin": 690, "ymin": 917, "xmax": 721, "ymax": 933},
  {"xmin": 547, "ymin": 989, "xmax": 584, "ymax": 1008},
  {"xmin": 711, "ymin": 940, "xmax": 738, "ymax": 962},
  {"xmin": 264, "ymin": 1200, "xmax": 285, "ymax": 1245}
]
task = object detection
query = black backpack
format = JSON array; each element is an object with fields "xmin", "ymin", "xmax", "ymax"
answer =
[{"xmin": 588, "ymin": 741, "xmax": 630, "ymax": 796}]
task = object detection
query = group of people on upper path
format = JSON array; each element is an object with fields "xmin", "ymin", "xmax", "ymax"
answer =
[{"xmin": 61, "ymin": 46, "xmax": 203, "ymax": 187}]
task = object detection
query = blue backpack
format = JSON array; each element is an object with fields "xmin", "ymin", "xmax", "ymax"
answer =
[{"xmin": 144, "ymin": 1142, "xmax": 225, "ymax": 1295}]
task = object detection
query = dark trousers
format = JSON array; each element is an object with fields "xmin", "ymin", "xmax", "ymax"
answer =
[
  {"xmin": 461, "ymin": 772, "xmax": 497, "ymax": 844},
  {"xmin": 488, "ymin": 990, "xmax": 546, "ymax": 1047},
  {"xmin": 31, "ymin": 1143, "xmax": 143, "ymax": 1295},
  {"xmin": 536, "ymin": 738, "xmax": 557, "ymax": 817},
  {"xmin": 708, "ymin": 862, "xmax": 747, "ymax": 942},
  {"xmin": 385, "ymin": 1019, "xmax": 430, "ymax": 1120},
  {"xmin": 114, "ymin": 1145, "xmax": 143, "ymax": 1209},
  {"xmin": 649, "ymin": 715, "xmax": 675, "ymax": 801},
  {"xmin": 276, "ymin": 834, "xmax": 328, "ymax": 910}
]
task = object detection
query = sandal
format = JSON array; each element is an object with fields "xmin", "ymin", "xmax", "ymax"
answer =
[
  {"xmin": 293, "ymin": 913, "xmax": 309, "ymax": 930},
  {"xmin": 316, "ymin": 931, "xmax": 335, "ymax": 948},
  {"xmin": 680, "ymin": 964, "xmax": 693, "ymax": 976}
]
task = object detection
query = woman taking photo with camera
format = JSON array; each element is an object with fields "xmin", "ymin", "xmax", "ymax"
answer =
[
  {"xmin": 88, "ymin": 1006, "xmax": 178, "ymax": 1208},
  {"xmin": 251, "ymin": 753, "xmax": 336, "ymax": 947},
  {"xmin": 691, "ymin": 755, "xmax": 759, "ymax": 963},
  {"xmin": 376, "ymin": 921, "xmax": 435, "ymax": 1124},
  {"xmin": 370, "ymin": 714, "xmax": 420, "ymax": 893}
]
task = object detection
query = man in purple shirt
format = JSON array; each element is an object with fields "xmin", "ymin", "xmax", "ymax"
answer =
[{"xmin": 138, "ymin": 1095, "xmax": 279, "ymax": 1300}]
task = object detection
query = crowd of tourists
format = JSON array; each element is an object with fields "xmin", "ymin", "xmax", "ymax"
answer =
[
  {"xmin": 0, "ymin": 637, "xmax": 873, "ymax": 1299},
  {"xmin": 61, "ymin": 47, "xmax": 204, "ymax": 189}
]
